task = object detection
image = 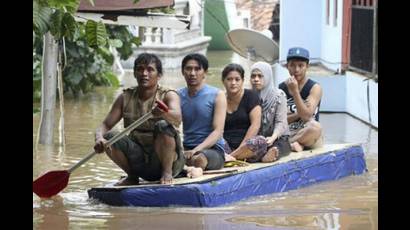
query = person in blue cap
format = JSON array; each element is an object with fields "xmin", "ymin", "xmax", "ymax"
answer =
[{"xmin": 279, "ymin": 47, "xmax": 323, "ymax": 152}]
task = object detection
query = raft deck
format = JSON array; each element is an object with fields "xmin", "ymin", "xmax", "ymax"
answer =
[{"xmin": 88, "ymin": 143, "xmax": 367, "ymax": 207}]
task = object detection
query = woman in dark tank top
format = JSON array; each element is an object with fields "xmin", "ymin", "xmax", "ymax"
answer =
[{"xmin": 222, "ymin": 63, "xmax": 262, "ymax": 153}]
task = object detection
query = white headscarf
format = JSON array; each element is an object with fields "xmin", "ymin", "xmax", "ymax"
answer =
[
  {"xmin": 250, "ymin": 62, "xmax": 276, "ymax": 100},
  {"xmin": 250, "ymin": 61, "xmax": 279, "ymax": 136}
]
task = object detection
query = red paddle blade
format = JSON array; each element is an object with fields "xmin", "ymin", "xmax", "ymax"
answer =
[{"xmin": 33, "ymin": 170, "xmax": 70, "ymax": 198}]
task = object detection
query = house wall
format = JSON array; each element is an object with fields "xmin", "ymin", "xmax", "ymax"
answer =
[
  {"xmin": 309, "ymin": 72, "xmax": 378, "ymax": 128},
  {"xmin": 280, "ymin": 0, "xmax": 344, "ymax": 72},
  {"xmin": 320, "ymin": 0, "xmax": 344, "ymax": 72},
  {"xmin": 225, "ymin": 0, "xmax": 240, "ymax": 29},
  {"xmin": 277, "ymin": 0, "xmax": 378, "ymax": 128},
  {"xmin": 345, "ymin": 71, "xmax": 378, "ymax": 128},
  {"xmin": 279, "ymin": 0, "xmax": 322, "ymax": 63},
  {"xmin": 310, "ymin": 75, "xmax": 346, "ymax": 112}
]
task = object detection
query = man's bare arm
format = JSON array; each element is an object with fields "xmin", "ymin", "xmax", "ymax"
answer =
[
  {"xmin": 94, "ymin": 95, "xmax": 123, "ymax": 152},
  {"xmin": 191, "ymin": 91, "xmax": 227, "ymax": 152},
  {"xmin": 153, "ymin": 91, "xmax": 182, "ymax": 127},
  {"xmin": 292, "ymin": 84, "xmax": 322, "ymax": 121},
  {"xmin": 287, "ymin": 113, "xmax": 300, "ymax": 124}
]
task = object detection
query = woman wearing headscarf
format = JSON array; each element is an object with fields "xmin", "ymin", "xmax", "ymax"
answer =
[{"xmin": 229, "ymin": 62, "xmax": 291, "ymax": 162}]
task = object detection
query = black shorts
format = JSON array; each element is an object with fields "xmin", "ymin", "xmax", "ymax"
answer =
[
  {"xmin": 104, "ymin": 120, "xmax": 185, "ymax": 181},
  {"xmin": 271, "ymin": 135, "xmax": 291, "ymax": 158}
]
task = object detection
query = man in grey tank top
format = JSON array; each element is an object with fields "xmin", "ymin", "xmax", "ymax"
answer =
[
  {"xmin": 94, "ymin": 53, "xmax": 185, "ymax": 185},
  {"xmin": 279, "ymin": 47, "xmax": 323, "ymax": 152}
]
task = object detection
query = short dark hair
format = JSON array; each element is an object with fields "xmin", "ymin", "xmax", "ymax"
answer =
[
  {"xmin": 221, "ymin": 63, "xmax": 244, "ymax": 81},
  {"xmin": 134, "ymin": 53, "xmax": 163, "ymax": 75},
  {"xmin": 181, "ymin": 53, "xmax": 209, "ymax": 72}
]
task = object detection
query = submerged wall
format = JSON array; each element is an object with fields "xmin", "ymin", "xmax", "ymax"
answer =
[
  {"xmin": 310, "ymin": 71, "xmax": 378, "ymax": 128},
  {"xmin": 311, "ymin": 75, "xmax": 346, "ymax": 112},
  {"xmin": 345, "ymin": 71, "xmax": 378, "ymax": 128}
]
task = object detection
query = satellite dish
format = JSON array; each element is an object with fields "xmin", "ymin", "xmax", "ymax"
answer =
[{"xmin": 225, "ymin": 28, "xmax": 279, "ymax": 64}]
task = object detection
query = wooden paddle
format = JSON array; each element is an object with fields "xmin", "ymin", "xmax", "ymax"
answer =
[{"xmin": 33, "ymin": 100, "xmax": 169, "ymax": 198}]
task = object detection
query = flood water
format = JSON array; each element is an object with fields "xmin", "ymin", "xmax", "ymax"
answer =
[{"xmin": 33, "ymin": 51, "xmax": 378, "ymax": 229}]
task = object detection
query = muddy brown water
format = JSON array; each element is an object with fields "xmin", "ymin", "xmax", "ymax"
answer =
[{"xmin": 33, "ymin": 51, "xmax": 377, "ymax": 229}]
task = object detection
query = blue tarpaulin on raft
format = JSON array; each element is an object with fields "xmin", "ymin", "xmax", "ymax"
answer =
[{"xmin": 88, "ymin": 145, "xmax": 367, "ymax": 207}]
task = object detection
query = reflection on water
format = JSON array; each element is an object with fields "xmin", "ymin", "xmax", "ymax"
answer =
[{"xmin": 33, "ymin": 51, "xmax": 378, "ymax": 230}]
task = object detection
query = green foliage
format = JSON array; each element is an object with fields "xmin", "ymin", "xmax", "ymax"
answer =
[
  {"xmin": 104, "ymin": 71, "xmax": 120, "ymax": 88},
  {"xmin": 49, "ymin": 11, "xmax": 78, "ymax": 41},
  {"xmin": 86, "ymin": 20, "xmax": 108, "ymax": 48},
  {"xmin": 33, "ymin": 23, "xmax": 139, "ymax": 98},
  {"xmin": 33, "ymin": 0, "xmax": 140, "ymax": 100},
  {"xmin": 61, "ymin": 13, "xmax": 79, "ymax": 41},
  {"xmin": 108, "ymin": 39, "xmax": 123, "ymax": 48},
  {"xmin": 34, "ymin": 0, "xmax": 80, "ymax": 42},
  {"xmin": 150, "ymin": 7, "xmax": 176, "ymax": 14},
  {"xmin": 47, "ymin": 0, "xmax": 80, "ymax": 14},
  {"xmin": 131, "ymin": 37, "xmax": 142, "ymax": 46},
  {"xmin": 62, "ymin": 25, "xmax": 115, "ymax": 96},
  {"xmin": 33, "ymin": 0, "xmax": 53, "ymax": 35},
  {"xmin": 107, "ymin": 25, "xmax": 141, "ymax": 60},
  {"xmin": 49, "ymin": 10, "xmax": 64, "ymax": 37},
  {"xmin": 97, "ymin": 46, "xmax": 114, "ymax": 65}
]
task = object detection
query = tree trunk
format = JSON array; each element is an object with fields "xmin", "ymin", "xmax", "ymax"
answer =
[{"xmin": 39, "ymin": 32, "xmax": 58, "ymax": 145}]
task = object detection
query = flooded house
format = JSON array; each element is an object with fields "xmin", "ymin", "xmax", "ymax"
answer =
[
  {"xmin": 278, "ymin": 0, "xmax": 378, "ymax": 128},
  {"xmin": 121, "ymin": 0, "xmax": 212, "ymax": 69}
]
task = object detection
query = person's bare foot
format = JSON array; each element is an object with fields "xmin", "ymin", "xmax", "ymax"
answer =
[
  {"xmin": 160, "ymin": 172, "xmax": 173, "ymax": 184},
  {"xmin": 291, "ymin": 142, "xmax": 304, "ymax": 152},
  {"xmin": 261, "ymin": 147, "xmax": 279, "ymax": 163},
  {"xmin": 114, "ymin": 176, "xmax": 139, "ymax": 186},
  {"xmin": 186, "ymin": 166, "xmax": 203, "ymax": 178},
  {"xmin": 225, "ymin": 153, "xmax": 236, "ymax": 162},
  {"xmin": 230, "ymin": 145, "xmax": 254, "ymax": 160}
]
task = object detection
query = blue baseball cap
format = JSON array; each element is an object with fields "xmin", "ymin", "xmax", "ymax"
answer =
[{"xmin": 287, "ymin": 47, "xmax": 309, "ymax": 62}]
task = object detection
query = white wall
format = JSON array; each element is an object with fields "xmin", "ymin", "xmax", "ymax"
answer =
[
  {"xmin": 309, "ymin": 72, "xmax": 378, "ymax": 128},
  {"xmin": 320, "ymin": 0, "xmax": 343, "ymax": 72},
  {"xmin": 225, "ymin": 0, "xmax": 240, "ymax": 29},
  {"xmin": 280, "ymin": 0, "xmax": 322, "ymax": 63},
  {"xmin": 345, "ymin": 71, "xmax": 378, "ymax": 128},
  {"xmin": 310, "ymin": 75, "xmax": 346, "ymax": 112},
  {"xmin": 272, "ymin": 63, "xmax": 290, "ymax": 88},
  {"xmin": 280, "ymin": 0, "xmax": 344, "ymax": 72}
]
